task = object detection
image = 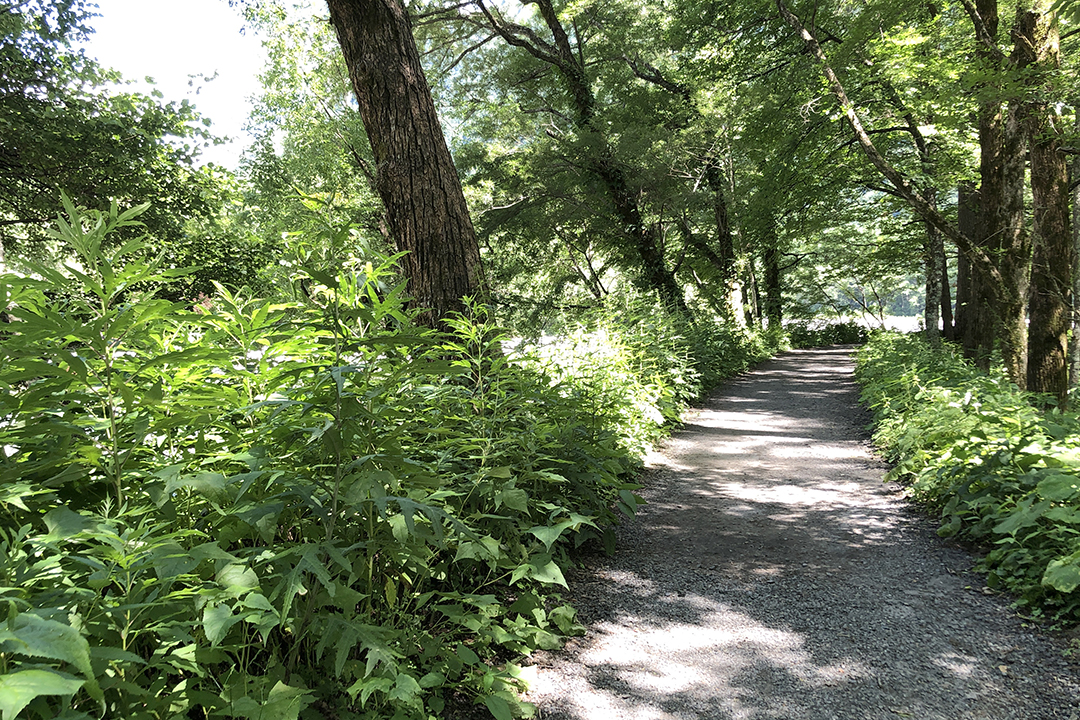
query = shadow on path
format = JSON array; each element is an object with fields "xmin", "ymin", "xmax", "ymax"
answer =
[{"xmin": 528, "ymin": 348, "xmax": 1080, "ymax": 720}]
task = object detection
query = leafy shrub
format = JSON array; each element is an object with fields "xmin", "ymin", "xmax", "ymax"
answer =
[
  {"xmin": 856, "ymin": 333, "xmax": 1080, "ymax": 626},
  {"xmin": 514, "ymin": 297, "xmax": 775, "ymax": 457},
  {"xmin": 787, "ymin": 320, "xmax": 869, "ymax": 348}
]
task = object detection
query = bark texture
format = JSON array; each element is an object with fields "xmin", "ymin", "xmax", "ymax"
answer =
[
  {"xmin": 1020, "ymin": 2, "xmax": 1072, "ymax": 405},
  {"xmin": 326, "ymin": 0, "xmax": 482, "ymax": 326},
  {"xmin": 956, "ymin": 184, "xmax": 995, "ymax": 367}
]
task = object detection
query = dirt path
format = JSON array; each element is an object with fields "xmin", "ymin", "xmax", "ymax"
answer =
[{"xmin": 525, "ymin": 347, "xmax": 1080, "ymax": 720}]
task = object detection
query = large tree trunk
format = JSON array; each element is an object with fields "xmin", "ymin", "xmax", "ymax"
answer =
[
  {"xmin": 968, "ymin": 0, "xmax": 1030, "ymax": 386},
  {"xmin": 1020, "ymin": 2, "xmax": 1072, "ymax": 405},
  {"xmin": 956, "ymin": 185, "xmax": 996, "ymax": 368},
  {"xmin": 326, "ymin": 0, "xmax": 482, "ymax": 327},
  {"xmin": 1072, "ymin": 115, "xmax": 1080, "ymax": 388}
]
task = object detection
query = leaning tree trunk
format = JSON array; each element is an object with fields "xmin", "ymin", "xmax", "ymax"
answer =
[
  {"xmin": 326, "ymin": 0, "xmax": 482, "ymax": 327},
  {"xmin": 1020, "ymin": 2, "xmax": 1072, "ymax": 405},
  {"xmin": 779, "ymin": 0, "xmax": 1029, "ymax": 387}
]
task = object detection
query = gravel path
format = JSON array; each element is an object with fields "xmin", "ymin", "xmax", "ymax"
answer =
[{"xmin": 524, "ymin": 347, "xmax": 1080, "ymax": 720}]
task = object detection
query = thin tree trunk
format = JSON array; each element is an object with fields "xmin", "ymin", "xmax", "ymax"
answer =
[
  {"xmin": 941, "ymin": 253, "xmax": 955, "ymax": 341},
  {"xmin": 924, "ymin": 189, "xmax": 943, "ymax": 344},
  {"xmin": 326, "ymin": 0, "xmax": 482, "ymax": 327},
  {"xmin": 762, "ymin": 216, "xmax": 782, "ymax": 329}
]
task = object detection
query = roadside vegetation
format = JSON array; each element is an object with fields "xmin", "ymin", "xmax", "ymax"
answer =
[
  {"xmin": 7, "ymin": 0, "xmax": 1080, "ymax": 716},
  {"xmin": 856, "ymin": 333, "xmax": 1080, "ymax": 627},
  {"xmin": 0, "ymin": 200, "xmax": 777, "ymax": 719}
]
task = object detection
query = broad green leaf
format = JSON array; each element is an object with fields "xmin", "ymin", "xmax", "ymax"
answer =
[
  {"xmin": 520, "ymin": 555, "xmax": 568, "ymax": 588},
  {"xmin": 418, "ymin": 671, "xmax": 445, "ymax": 689},
  {"xmin": 992, "ymin": 500, "xmax": 1049, "ymax": 535},
  {"xmin": 483, "ymin": 694, "xmax": 513, "ymax": 720},
  {"xmin": 255, "ymin": 681, "xmax": 314, "ymax": 720},
  {"xmin": 217, "ymin": 564, "xmax": 260, "ymax": 594},
  {"xmin": 388, "ymin": 673, "xmax": 422, "ymax": 706},
  {"xmin": 1043, "ymin": 555, "xmax": 1080, "ymax": 593},
  {"xmin": 203, "ymin": 603, "xmax": 239, "ymax": 647},
  {"xmin": 346, "ymin": 676, "xmax": 392, "ymax": 706},
  {"xmin": 499, "ymin": 488, "xmax": 529, "ymax": 512},
  {"xmin": 1036, "ymin": 473, "xmax": 1080, "ymax": 502},
  {"xmin": 0, "ymin": 614, "xmax": 99, "ymax": 701},
  {"xmin": 150, "ymin": 542, "xmax": 199, "ymax": 579},
  {"xmin": 0, "ymin": 669, "xmax": 84, "ymax": 720},
  {"xmin": 42, "ymin": 506, "xmax": 92, "ymax": 540},
  {"xmin": 529, "ymin": 519, "xmax": 576, "ymax": 552},
  {"xmin": 456, "ymin": 643, "xmax": 480, "ymax": 665}
]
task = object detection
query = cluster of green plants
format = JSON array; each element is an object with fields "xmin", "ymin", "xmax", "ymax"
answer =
[
  {"xmin": 855, "ymin": 333, "xmax": 1080, "ymax": 626},
  {"xmin": 0, "ymin": 201, "xmax": 769, "ymax": 719},
  {"xmin": 786, "ymin": 320, "xmax": 869, "ymax": 349},
  {"xmin": 516, "ymin": 298, "xmax": 777, "ymax": 458}
]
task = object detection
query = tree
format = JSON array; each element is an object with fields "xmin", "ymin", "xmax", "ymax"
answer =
[
  {"xmin": 325, "ymin": 0, "xmax": 483, "ymax": 326},
  {"xmin": 450, "ymin": 0, "xmax": 691, "ymax": 313},
  {"xmin": 0, "ymin": 0, "xmax": 224, "ymax": 269}
]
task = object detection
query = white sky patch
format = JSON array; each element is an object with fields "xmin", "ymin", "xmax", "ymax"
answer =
[{"xmin": 78, "ymin": 0, "xmax": 267, "ymax": 169}]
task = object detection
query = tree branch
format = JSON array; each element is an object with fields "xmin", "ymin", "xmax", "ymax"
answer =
[{"xmin": 775, "ymin": 0, "xmax": 997, "ymax": 283}]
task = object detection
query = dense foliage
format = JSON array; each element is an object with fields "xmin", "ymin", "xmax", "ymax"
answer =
[
  {"xmin": 856, "ymin": 333, "xmax": 1080, "ymax": 626},
  {"xmin": 0, "ymin": 202, "xmax": 770, "ymax": 719}
]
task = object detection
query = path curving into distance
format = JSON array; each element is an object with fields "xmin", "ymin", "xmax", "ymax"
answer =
[{"xmin": 526, "ymin": 347, "xmax": 1080, "ymax": 720}]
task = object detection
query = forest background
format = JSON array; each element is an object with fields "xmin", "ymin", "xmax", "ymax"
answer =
[{"xmin": 4, "ymin": 0, "xmax": 1080, "ymax": 718}]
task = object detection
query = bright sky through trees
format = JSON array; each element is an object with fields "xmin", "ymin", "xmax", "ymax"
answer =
[{"xmin": 79, "ymin": 0, "xmax": 265, "ymax": 168}]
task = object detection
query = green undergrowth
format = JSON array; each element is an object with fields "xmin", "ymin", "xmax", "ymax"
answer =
[
  {"xmin": 0, "ymin": 200, "xmax": 768, "ymax": 719},
  {"xmin": 514, "ymin": 299, "xmax": 777, "ymax": 457},
  {"xmin": 855, "ymin": 332, "xmax": 1080, "ymax": 627},
  {"xmin": 786, "ymin": 320, "xmax": 869, "ymax": 348}
]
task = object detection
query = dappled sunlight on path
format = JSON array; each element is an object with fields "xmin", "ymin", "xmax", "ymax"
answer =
[{"xmin": 527, "ymin": 348, "xmax": 1080, "ymax": 720}]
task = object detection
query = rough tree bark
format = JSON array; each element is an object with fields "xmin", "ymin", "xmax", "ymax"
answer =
[
  {"xmin": 955, "ymin": 184, "xmax": 995, "ymax": 366},
  {"xmin": 326, "ymin": 0, "xmax": 482, "ymax": 327},
  {"xmin": 1020, "ymin": 1, "xmax": 1072, "ymax": 405}
]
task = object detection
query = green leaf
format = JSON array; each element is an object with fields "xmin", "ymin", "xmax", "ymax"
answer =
[
  {"xmin": 388, "ymin": 673, "xmax": 422, "ymax": 706},
  {"xmin": 203, "ymin": 603, "xmax": 239, "ymax": 647},
  {"xmin": 499, "ymin": 488, "xmax": 529, "ymax": 512},
  {"xmin": 528, "ymin": 519, "xmax": 576, "ymax": 552},
  {"xmin": 255, "ymin": 681, "xmax": 314, "ymax": 720},
  {"xmin": 1043, "ymin": 554, "xmax": 1080, "ymax": 593},
  {"xmin": 482, "ymin": 694, "xmax": 513, "ymax": 720},
  {"xmin": 217, "ymin": 564, "xmax": 260, "ymax": 595},
  {"xmin": 1036, "ymin": 473, "xmax": 1080, "ymax": 502},
  {"xmin": 525, "ymin": 555, "xmax": 568, "ymax": 588},
  {"xmin": 0, "ymin": 614, "xmax": 100, "ymax": 702},
  {"xmin": 150, "ymin": 542, "xmax": 200, "ymax": 579},
  {"xmin": 418, "ymin": 671, "xmax": 445, "ymax": 689},
  {"xmin": 0, "ymin": 669, "xmax": 85, "ymax": 720},
  {"xmin": 42, "ymin": 506, "xmax": 92, "ymax": 540},
  {"xmin": 456, "ymin": 643, "xmax": 480, "ymax": 666}
]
